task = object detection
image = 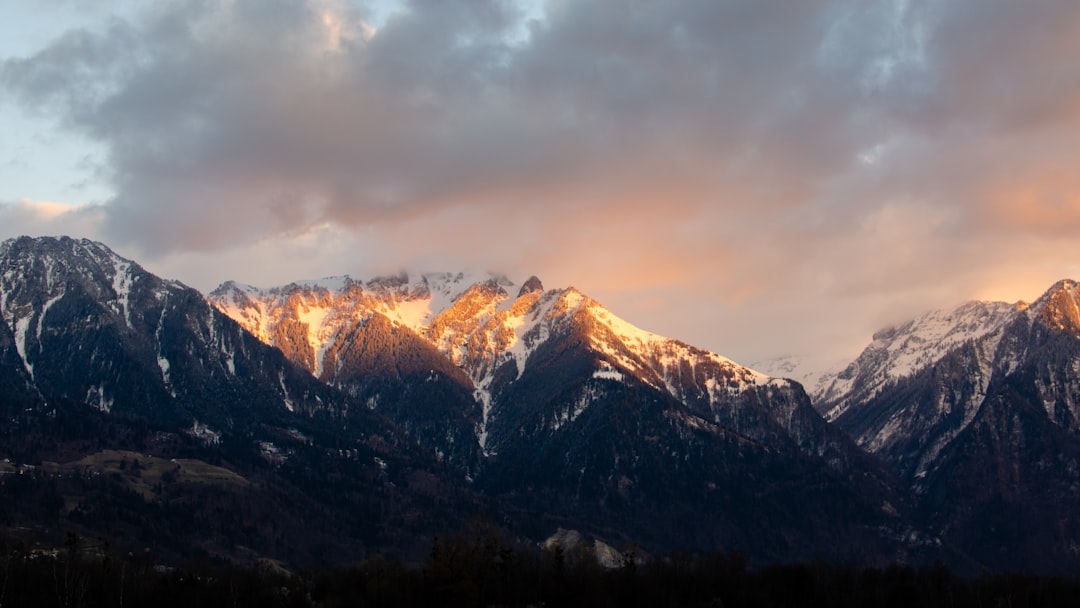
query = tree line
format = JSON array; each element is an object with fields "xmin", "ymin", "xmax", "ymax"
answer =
[{"xmin": 1, "ymin": 527, "xmax": 1079, "ymax": 608}]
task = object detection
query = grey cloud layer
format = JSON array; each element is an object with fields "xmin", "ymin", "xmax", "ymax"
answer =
[
  {"xmin": 1, "ymin": 1, "xmax": 910, "ymax": 244},
  {"xmin": 4, "ymin": 0, "xmax": 1080, "ymax": 361}
]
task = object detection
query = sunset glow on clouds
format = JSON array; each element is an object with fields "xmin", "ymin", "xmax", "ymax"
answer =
[{"xmin": 3, "ymin": 0, "xmax": 1080, "ymax": 365}]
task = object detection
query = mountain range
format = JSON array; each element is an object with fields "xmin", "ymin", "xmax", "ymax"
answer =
[
  {"xmin": 3, "ymin": 235, "xmax": 1080, "ymax": 574},
  {"xmin": 207, "ymin": 268, "xmax": 921, "ymax": 564}
]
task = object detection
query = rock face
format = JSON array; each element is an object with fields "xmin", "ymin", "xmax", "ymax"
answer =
[
  {"xmin": 821, "ymin": 280, "xmax": 1080, "ymax": 574},
  {"xmin": 211, "ymin": 271, "xmax": 926, "ymax": 564}
]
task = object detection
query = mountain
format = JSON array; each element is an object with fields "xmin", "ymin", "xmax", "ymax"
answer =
[
  {"xmin": 815, "ymin": 300, "xmax": 1020, "ymax": 423},
  {"xmin": 0, "ymin": 236, "xmax": 481, "ymax": 566},
  {"xmin": 210, "ymin": 274, "xmax": 484, "ymax": 474},
  {"xmin": 0, "ymin": 236, "xmax": 350, "ymax": 426},
  {"xmin": 211, "ymin": 271, "xmax": 931, "ymax": 564},
  {"xmin": 821, "ymin": 280, "xmax": 1080, "ymax": 574}
]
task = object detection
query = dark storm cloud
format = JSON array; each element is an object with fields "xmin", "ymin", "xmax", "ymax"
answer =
[{"xmin": 4, "ymin": 0, "xmax": 1080, "ymax": 361}]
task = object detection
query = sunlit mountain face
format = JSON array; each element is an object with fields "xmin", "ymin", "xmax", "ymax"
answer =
[{"xmin": 208, "ymin": 271, "xmax": 783, "ymax": 458}]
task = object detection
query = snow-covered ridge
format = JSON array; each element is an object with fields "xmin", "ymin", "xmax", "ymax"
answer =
[
  {"xmin": 208, "ymin": 271, "xmax": 513, "ymax": 376},
  {"xmin": 208, "ymin": 271, "xmax": 781, "ymax": 420},
  {"xmin": 583, "ymin": 297, "xmax": 772, "ymax": 400},
  {"xmin": 212, "ymin": 271, "xmax": 501, "ymax": 327},
  {"xmin": 816, "ymin": 300, "xmax": 1020, "ymax": 420}
]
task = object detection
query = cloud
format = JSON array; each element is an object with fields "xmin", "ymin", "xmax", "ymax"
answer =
[
  {"xmin": 4, "ymin": 0, "xmax": 1080, "ymax": 363},
  {"xmin": 0, "ymin": 198, "xmax": 105, "ymax": 237},
  {"xmin": 1, "ymin": 0, "xmax": 870, "ymax": 250}
]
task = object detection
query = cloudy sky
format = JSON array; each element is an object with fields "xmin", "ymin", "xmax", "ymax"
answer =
[{"xmin": 3, "ymin": 0, "xmax": 1080, "ymax": 371}]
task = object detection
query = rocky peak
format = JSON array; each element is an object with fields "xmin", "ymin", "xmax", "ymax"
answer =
[
  {"xmin": 1028, "ymin": 279, "xmax": 1080, "ymax": 334},
  {"xmin": 366, "ymin": 271, "xmax": 410, "ymax": 291},
  {"xmin": 518, "ymin": 276, "xmax": 544, "ymax": 297}
]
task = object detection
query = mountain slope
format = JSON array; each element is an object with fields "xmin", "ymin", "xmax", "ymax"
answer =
[{"xmin": 467, "ymin": 288, "xmax": 917, "ymax": 562}]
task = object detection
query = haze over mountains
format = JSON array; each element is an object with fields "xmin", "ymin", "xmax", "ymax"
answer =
[{"xmin": 4, "ymin": 235, "xmax": 1080, "ymax": 574}]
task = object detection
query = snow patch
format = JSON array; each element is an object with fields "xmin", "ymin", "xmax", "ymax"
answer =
[
  {"xmin": 866, "ymin": 412, "xmax": 904, "ymax": 453},
  {"xmin": 157, "ymin": 355, "xmax": 171, "ymax": 385},
  {"xmin": 13, "ymin": 314, "xmax": 34, "ymax": 380},
  {"xmin": 258, "ymin": 441, "xmax": 287, "ymax": 465},
  {"xmin": 284, "ymin": 428, "xmax": 312, "ymax": 444},
  {"xmin": 111, "ymin": 259, "xmax": 133, "ymax": 327},
  {"xmin": 278, "ymin": 371, "xmax": 295, "ymax": 412},
  {"xmin": 593, "ymin": 368, "xmax": 624, "ymax": 381},
  {"xmin": 85, "ymin": 384, "xmax": 113, "ymax": 414},
  {"xmin": 476, "ymin": 387, "xmax": 496, "ymax": 456},
  {"xmin": 297, "ymin": 304, "xmax": 332, "ymax": 375},
  {"xmin": 386, "ymin": 296, "xmax": 435, "ymax": 329},
  {"xmin": 188, "ymin": 420, "xmax": 221, "ymax": 446},
  {"xmin": 37, "ymin": 292, "xmax": 63, "ymax": 341}
]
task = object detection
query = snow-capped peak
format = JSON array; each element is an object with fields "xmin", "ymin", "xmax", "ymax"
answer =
[
  {"xmin": 816, "ymin": 299, "xmax": 1020, "ymax": 420},
  {"xmin": 208, "ymin": 271, "xmax": 526, "ymax": 378}
]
